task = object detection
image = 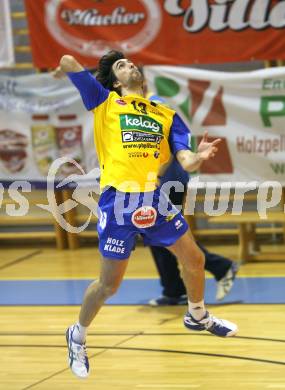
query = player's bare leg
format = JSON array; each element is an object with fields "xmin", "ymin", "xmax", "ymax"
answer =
[
  {"xmin": 66, "ymin": 257, "xmax": 129, "ymax": 378},
  {"xmin": 168, "ymin": 229, "xmax": 238, "ymax": 337}
]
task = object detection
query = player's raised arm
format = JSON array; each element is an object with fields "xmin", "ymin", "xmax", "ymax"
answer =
[
  {"xmin": 59, "ymin": 55, "xmax": 84, "ymax": 73},
  {"xmin": 176, "ymin": 131, "xmax": 221, "ymax": 172},
  {"xmin": 169, "ymin": 113, "xmax": 221, "ymax": 172},
  {"xmin": 54, "ymin": 55, "xmax": 109, "ymax": 111}
]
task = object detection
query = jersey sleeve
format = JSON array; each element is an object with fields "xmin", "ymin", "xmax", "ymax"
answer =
[
  {"xmin": 168, "ymin": 113, "xmax": 191, "ymax": 155},
  {"xmin": 67, "ymin": 70, "xmax": 110, "ymax": 110}
]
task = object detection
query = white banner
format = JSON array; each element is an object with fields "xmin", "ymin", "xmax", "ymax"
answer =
[
  {"xmin": 0, "ymin": 73, "xmax": 98, "ymax": 187},
  {"xmin": 145, "ymin": 66, "xmax": 285, "ymax": 185},
  {"xmin": 0, "ymin": 0, "xmax": 15, "ymax": 67}
]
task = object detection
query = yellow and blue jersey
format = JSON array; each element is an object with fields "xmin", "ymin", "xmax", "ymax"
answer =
[{"xmin": 67, "ymin": 70, "xmax": 191, "ymax": 192}]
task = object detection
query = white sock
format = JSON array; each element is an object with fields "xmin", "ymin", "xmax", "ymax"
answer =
[
  {"xmin": 188, "ymin": 300, "xmax": 206, "ymax": 321},
  {"xmin": 72, "ymin": 322, "xmax": 88, "ymax": 344}
]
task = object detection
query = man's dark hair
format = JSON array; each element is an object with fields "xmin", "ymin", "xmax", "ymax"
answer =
[{"xmin": 96, "ymin": 50, "xmax": 125, "ymax": 95}]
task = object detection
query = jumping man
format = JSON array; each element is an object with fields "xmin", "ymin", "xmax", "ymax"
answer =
[{"xmin": 54, "ymin": 51, "xmax": 238, "ymax": 378}]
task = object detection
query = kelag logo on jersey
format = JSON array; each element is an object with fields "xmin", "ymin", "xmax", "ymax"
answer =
[{"xmin": 120, "ymin": 114, "xmax": 163, "ymax": 135}]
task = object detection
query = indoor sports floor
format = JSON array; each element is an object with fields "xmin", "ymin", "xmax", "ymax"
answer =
[{"xmin": 0, "ymin": 243, "xmax": 285, "ymax": 390}]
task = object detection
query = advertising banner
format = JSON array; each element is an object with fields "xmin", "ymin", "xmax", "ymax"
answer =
[
  {"xmin": 0, "ymin": 0, "xmax": 14, "ymax": 67},
  {"xmin": 144, "ymin": 65, "xmax": 285, "ymax": 184},
  {"xmin": 0, "ymin": 73, "xmax": 98, "ymax": 188},
  {"xmin": 25, "ymin": 0, "xmax": 285, "ymax": 68}
]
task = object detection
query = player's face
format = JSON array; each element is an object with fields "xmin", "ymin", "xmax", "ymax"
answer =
[{"xmin": 112, "ymin": 58, "xmax": 143, "ymax": 89}]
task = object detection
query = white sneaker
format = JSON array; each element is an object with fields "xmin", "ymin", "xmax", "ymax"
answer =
[
  {"xmin": 184, "ymin": 311, "xmax": 238, "ymax": 337},
  {"xmin": 66, "ymin": 325, "xmax": 89, "ymax": 378},
  {"xmin": 216, "ymin": 262, "xmax": 239, "ymax": 301}
]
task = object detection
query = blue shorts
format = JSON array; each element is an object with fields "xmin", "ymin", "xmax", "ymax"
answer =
[{"xmin": 97, "ymin": 186, "xmax": 188, "ymax": 260}]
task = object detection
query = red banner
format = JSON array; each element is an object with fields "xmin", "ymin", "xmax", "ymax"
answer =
[{"xmin": 25, "ymin": 0, "xmax": 285, "ymax": 68}]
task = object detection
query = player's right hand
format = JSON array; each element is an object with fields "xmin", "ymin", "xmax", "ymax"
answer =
[{"xmin": 52, "ymin": 66, "xmax": 66, "ymax": 79}]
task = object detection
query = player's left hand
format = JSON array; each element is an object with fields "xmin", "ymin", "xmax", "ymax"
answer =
[{"xmin": 197, "ymin": 131, "xmax": 221, "ymax": 160}]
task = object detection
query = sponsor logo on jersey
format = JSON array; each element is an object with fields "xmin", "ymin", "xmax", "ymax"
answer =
[
  {"xmin": 131, "ymin": 206, "xmax": 157, "ymax": 228},
  {"xmin": 122, "ymin": 132, "xmax": 134, "ymax": 142},
  {"xmin": 116, "ymin": 99, "xmax": 127, "ymax": 106},
  {"xmin": 128, "ymin": 151, "xmax": 149, "ymax": 158},
  {"xmin": 122, "ymin": 131, "xmax": 162, "ymax": 143},
  {"xmin": 120, "ymin": 114, "xmax": 163, "ymax": 135}
]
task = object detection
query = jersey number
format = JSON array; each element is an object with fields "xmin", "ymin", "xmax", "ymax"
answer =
[{"xmin": 131, "ymin": 100, "xmax": 148, "ymax": 115}]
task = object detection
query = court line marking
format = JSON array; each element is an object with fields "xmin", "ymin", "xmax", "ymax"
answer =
[
  {"xmin": 2, "ymin": 344, "xmax": 285, "ymax": 367},
  {"xmin": 2, "ymin": 274, "xmax": 285, "ymax": 280},
  {"xmin": 136, "ymin": 385, "xmax": 200, "ymax": 388},
  {"xmin": 1, "ymin": 302, "xmax": 285, "ymax": 306},
  {"xmin": 0, "ymin": 250, "xmax": 42, "ymax": 271},
  {"xmin": 20, "ymin": 333, "xmax": 141, "ymax": 390},
  {"xmin": 0, "ymin": 332, "xmax": 284, "ymax": 343}
]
